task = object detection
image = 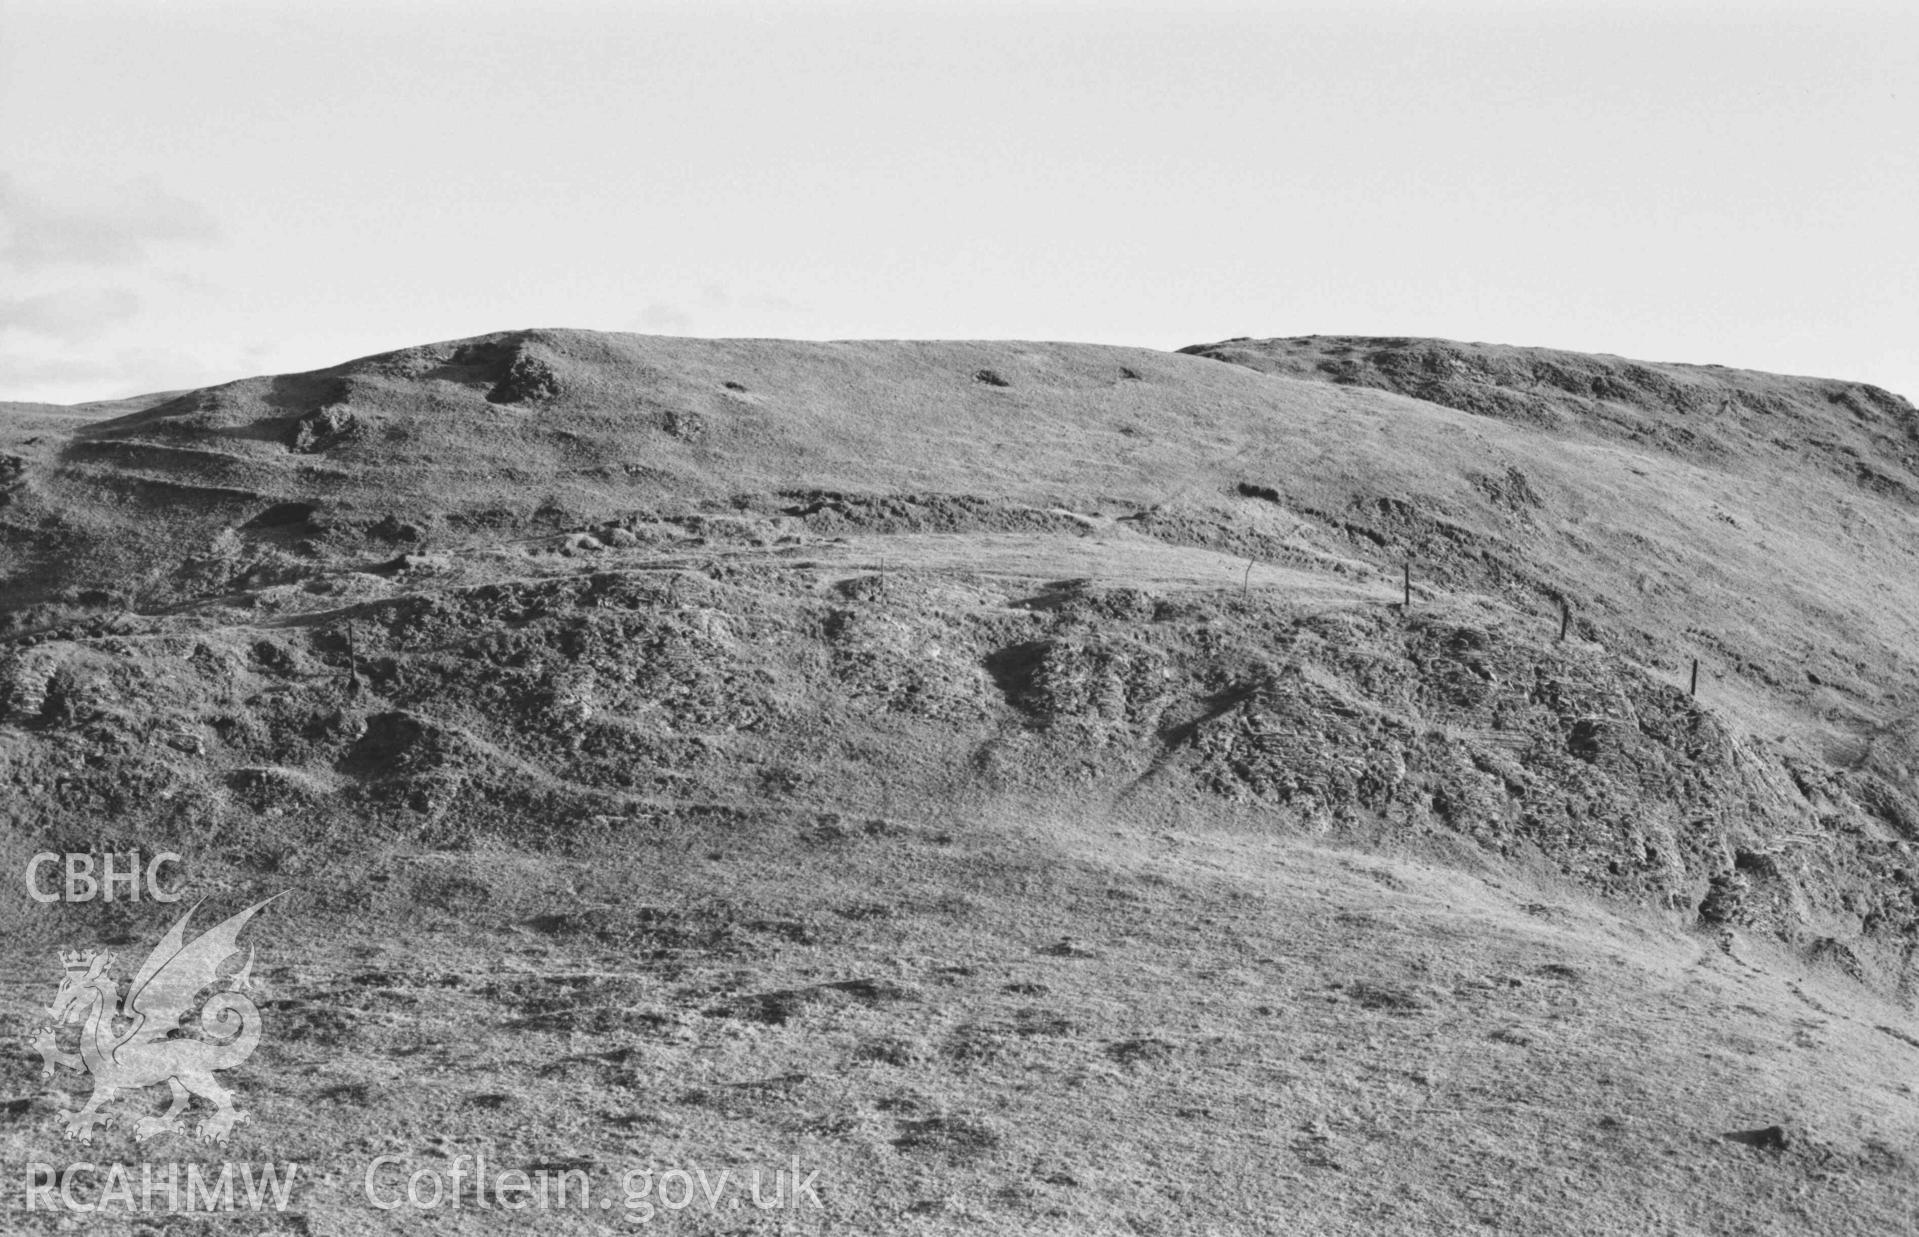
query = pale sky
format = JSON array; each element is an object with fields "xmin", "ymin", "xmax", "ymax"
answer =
[{"xmin": 1, "ymin": 1, "xmax": 1913, "ymax": 405}]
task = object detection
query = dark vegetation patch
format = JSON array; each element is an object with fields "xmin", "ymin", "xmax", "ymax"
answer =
[
  {"xmin": 779, "ymin": 490, "xmax": 1085, "ymax": 536},
  {"xmin": 488, "ymin": 352, "xmax": 562, "ymax": 405},
  {"xmin": 893, "ymin": 1114, "xmax": 1001, "ymax": 1160}
]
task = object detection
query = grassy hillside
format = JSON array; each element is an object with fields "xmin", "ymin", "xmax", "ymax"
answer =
[{"xmin": 3, "ymin": 330, "xmax": 1918, "ymax": 1233}]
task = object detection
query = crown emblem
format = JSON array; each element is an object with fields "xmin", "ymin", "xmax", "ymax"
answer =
[{"xmin": 60, "ymin": 950, "xmax": 111, "ymax": 977}]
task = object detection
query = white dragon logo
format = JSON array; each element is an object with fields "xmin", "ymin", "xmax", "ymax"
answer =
[{"xmin": 33, "ymin": 897, "xmax": 278, "ymax": 1146}]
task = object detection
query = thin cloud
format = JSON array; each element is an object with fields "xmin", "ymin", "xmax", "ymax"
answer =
[
  {"xmin": 0, "ymin": 173, "xmax": 221, "ymax": 270},
  {"xmin": 637, "ymin": 302, "xmax": 696, "ymax": 334},
  {"xmin": 0, "ymin": 288, "xmax": 143, "ymax": 342},
  {"xmin": 635, "ymin": 285, "xmax": 814, "ymax": 336},
  {"xmin": 698, "ymin": 284, "xmax": 809, "ymax": 317},
  {"xmin": 0, "ymin": 344, "xmax": 223, "ymax": 405}
]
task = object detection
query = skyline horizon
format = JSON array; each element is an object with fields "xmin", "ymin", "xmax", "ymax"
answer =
[
  {"xmin": 4, "ymin": 2, "xmax": 1914, "ymax": 406},
  {"xmin": 10, "ymin": 319, "xmax": 1911, "ymax": 409}
]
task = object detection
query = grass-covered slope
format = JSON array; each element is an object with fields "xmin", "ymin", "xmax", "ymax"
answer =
[{"xmin": 3, "ymin": 330, "xmax": 1919, "ymax": 1232}]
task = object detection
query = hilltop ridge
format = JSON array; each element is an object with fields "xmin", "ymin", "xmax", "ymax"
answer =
[{"xmin": 3, "ymin": 328, "xmax": 1916, "ymax": 953}]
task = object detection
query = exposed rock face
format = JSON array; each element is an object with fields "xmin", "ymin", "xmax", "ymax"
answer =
[
  {"xmin": 4, "ymin": 550, "xmax": 1914, "ymax": 985},
  {"xmin": 286, "ymin": 404, "xmax": 360, "ymax": 453},
  {"xmin": 0, "ymin": 453, "xmax": 24, "ymax": 508}
]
